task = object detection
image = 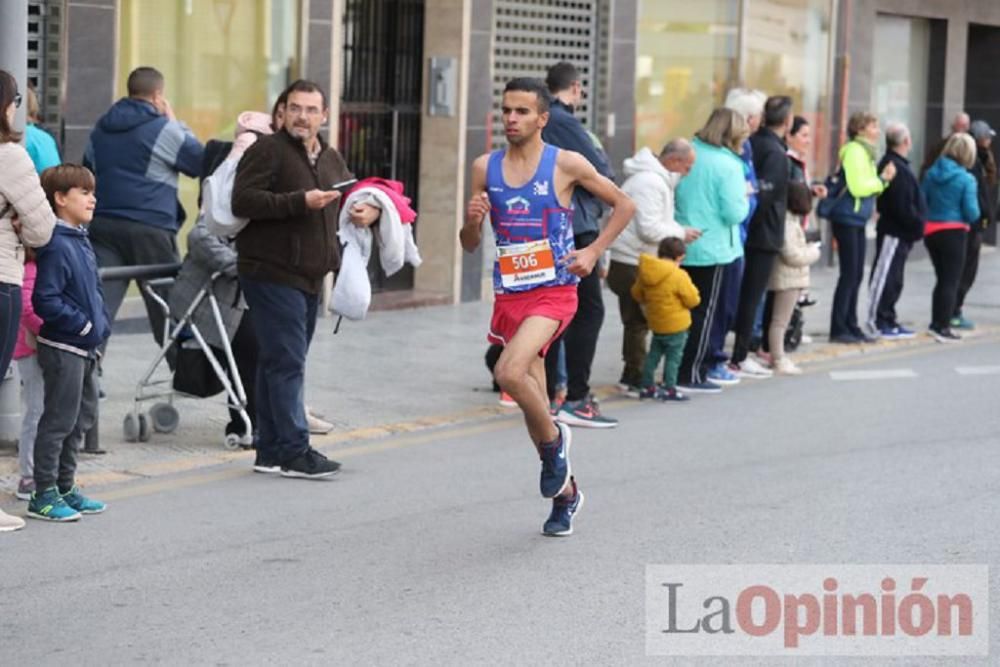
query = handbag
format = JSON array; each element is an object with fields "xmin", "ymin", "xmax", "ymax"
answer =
[
  {"xmin": 816, "ymin": 168, "xmax": 848, "ymax": 219},
  {"xmin": 172, "ymin": 345, "xmax": 225, "ymax": 397}
]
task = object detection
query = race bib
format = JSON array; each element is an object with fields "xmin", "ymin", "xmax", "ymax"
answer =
[{"xmin": 497, "ymin": 239, "xmax": 556, "ymax": 289}]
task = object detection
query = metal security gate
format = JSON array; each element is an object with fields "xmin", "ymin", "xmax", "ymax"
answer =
[
  {"xmin": 339, "ymin": 0, "xmax": 424, "ymax": 292},
  {"xmin": 27, "ymin": 0, "xmax": 63, "ymax": 137},
  {"xmin": 491, "ymin": 0, "xmax": 601, "ymax": 150}
]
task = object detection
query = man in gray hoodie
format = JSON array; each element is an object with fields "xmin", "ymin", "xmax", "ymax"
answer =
[{"xmin": 607, "ymin": 139, "xmax": 698, "ymax": 393}]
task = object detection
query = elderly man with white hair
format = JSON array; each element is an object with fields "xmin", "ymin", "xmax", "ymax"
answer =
[
  {"xmin": 608, "ymin": 138, "xmax": 699, "ymax": 394},
  {"xmin": 866, "ymin": 122, "xmax": 927, "ymax": 338},
  {"xmin": 702, "ymin": 88, "xmax": 768, "ymax": 389}
]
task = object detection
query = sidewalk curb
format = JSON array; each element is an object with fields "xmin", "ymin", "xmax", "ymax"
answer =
[{"xmin": 20, "ymin": 323, "xmax": 1000, "ymax": 494}]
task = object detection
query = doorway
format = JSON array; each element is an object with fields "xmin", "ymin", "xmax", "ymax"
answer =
[{"xmin": 339, "ymin": 0, "xmax": 425, "ymax": 292}]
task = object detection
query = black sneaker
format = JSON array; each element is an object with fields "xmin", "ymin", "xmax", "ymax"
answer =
[
  {"xmin": 253, "ymin": 450, "xmax": 281, "ymax": 474},
  {"xmin": 280, "ymin": 448, "xmax": 341, "ymax": 479},
  {"xmin": 929, "ymin": 326, "xmax": 962, "ymax": 343}
]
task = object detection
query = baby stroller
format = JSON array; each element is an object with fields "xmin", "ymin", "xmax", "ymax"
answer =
[{"xmin": 119, "ymin": 266, "xmax": 252, "ymax": 449}]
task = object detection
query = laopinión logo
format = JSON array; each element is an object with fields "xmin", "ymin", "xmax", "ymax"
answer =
[{"xmin": 645, "ymin": 565, "xmax": 988, "ymax": 656}]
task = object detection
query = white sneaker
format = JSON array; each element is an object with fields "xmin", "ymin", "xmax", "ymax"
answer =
[
  {"xmin": 773, "ymin": 357, "xmax": 802, "ymax": 375},
  {"xmin": 0, "ymin": 509, "xmax": 26, "ymax": 532},
  {"xmin": 731, "ymin": 356, "xmax": 773, "ymax": 378},
  {"xmin": 306, "ymin": 410, "xmax": 334, "ymax": 434}
]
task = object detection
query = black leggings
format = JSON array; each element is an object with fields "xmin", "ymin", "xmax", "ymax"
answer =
[
  {"xmin": 0, "ymin": 283, "xmax": 21, "ymax": 380},
  {"xmin": 924, "ymin": 229, "xmax": 968, "ymax": 330}
]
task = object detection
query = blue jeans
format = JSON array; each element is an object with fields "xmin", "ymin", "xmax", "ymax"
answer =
[
  {"xmin": 0, "ymin": 282, "xmax": 22, "ymax": 380},
  {"xmin": 240, "ymin": 277, "xmax": 318, "ymax": 463},
  {"xmin": 708, "ymin": 258, "xmax": 742, "ymax": 365}
]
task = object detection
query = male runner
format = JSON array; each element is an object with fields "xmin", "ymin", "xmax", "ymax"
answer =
[{"xmin": 460, "ymin": 78, "xmax": 634, "ymax": 536}]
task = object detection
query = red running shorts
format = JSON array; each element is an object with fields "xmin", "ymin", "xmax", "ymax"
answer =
[{"xmin": 486, "ymin": 285, "xmax": 579, "ymax": 357}]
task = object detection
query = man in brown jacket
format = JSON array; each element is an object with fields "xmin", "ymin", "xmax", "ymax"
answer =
[{"xmin": 233, "ymin": 79, "xmax": 377, "ymax": 479}]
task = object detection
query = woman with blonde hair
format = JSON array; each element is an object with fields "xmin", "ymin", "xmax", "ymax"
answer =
[
  {"xmin": 672, "ymin": 108, "xmax": 751, "ymax": 392},
  {"xmin": 921, "ymin": 132, "xmax": 980, "ymax": 342},
  {"xmin": 0, "ymin": 70, "xmax": 56, "ymax": 532}
]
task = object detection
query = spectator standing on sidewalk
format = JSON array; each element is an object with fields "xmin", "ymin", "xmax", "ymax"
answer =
[
  {"xmin": 865, "ymin": 122, "xmax": 926, "ymax": 339},
  {"xmin": 28, "ymin": 165, "xmax": 109, "ymax": 522},
  {"xmin": 0, "ymin": 70, "xmax": 56, "ymax": 532},
  {"xmin": 727, "ymin": 96, "xmax": 795, "ymax": 380},
  {"xmin": 827, "ymin": 112, "xmax": 895, "ymax": 344},
  {"xmin": 705, "ymin": 88, "xmax": 766, "ymax": 387},
  {"xmin": 24, "ymin": 87, "xmax": 60, "ymax": 173},
  {"xmin": 14, "ymin": 247, "xmax": 44, "ymax": 501},
  {"xmin": 84, "ymin": 66, "xmax": 204, "ymax": 345},
  {"xmin": 631, "ymin": 237, "xmax": 700, "ymax": 401},
  {"xmin": 607, "ymin": 138, "xmax": 697, "ymax": 395},
  {"xmin": 674, "ymin": 108, "xmax": 751, "ymax": 393},
  {"xmin": 952, "ymin": 120, "xmax": 998, "ymax": 331},
  {"xmin": 921, "ymin": 133, "xmax": 980, "ymax": 343},
  {"xmin": 232, "ymin": 80, "xmax": 379, "ymax": 479},
  {"xmin": 541, "ymin": 62, "xmax": 618, "ymax": 428}
]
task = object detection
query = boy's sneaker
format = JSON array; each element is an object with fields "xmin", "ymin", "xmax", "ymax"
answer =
[
  {"xmin": 539, "ymin": 422, "xmax": 572, "ymax": 499},
  {"xmin": 61, "ymin": 486, "xmax": 107, "ymax": 514},
  {"xmin": 542, "ymin": 480, "xmax": 584, "ymax": 537},
  {"xmin": 950, "ymin": 315, "xmax": 975, "ymax": 330},
  {"xmin": 929, "ymin": 326, "xmax": 962, "ymax": 343},
  {"xmin": 729, "ymin": 357, "xmax": 773, "ymax": 378},
  {"xmin": 498, "ymin": 391, "xmax": 517, "ymax": 408},
  {"xmin": 0, "ymin": 508, "xmax": 25, "ymax": 532},
  {"xmin": 707, "ymin": 363, "xmax": 740, "ymax": 386},
  {"xmin": 281, "ymin": 448, "xmax": 341, "ymax": 479},
  {"xmin": 556, "ymin": 395, "xmax": 618, "ymax": 429},
  {"xmin": 26, "ymin": 487, "xmax": 81, "ymax": 522},
  {"xmin": 678, "ymin": 380, "xmax": 722, "ymax": 394},
  {"xmin": 895, "ymin": 325, "xmax": 916, "ymax": 339},
  {"xmin": 253, "ymin": 449, "xmax": 282, "ymax": 474},
  {"xmin": 660, "ymin": 386, "xmax": 689, "ymax": 401},
  {"xmin": 15, "ymin": 477, "xmax": 35, "ymax": 501}
]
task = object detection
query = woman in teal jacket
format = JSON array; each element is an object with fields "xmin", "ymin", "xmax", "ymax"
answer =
[
  {"xmin": 921, "ymin": 133, "xmax": 980, "ymax": 341},
  {"xmin": 828, "ymin": 112, "xmax": 896, "ymax": 342},
  {"xmin": 674, "ymin": 108, "xmax": 751, "ymax": 390}
]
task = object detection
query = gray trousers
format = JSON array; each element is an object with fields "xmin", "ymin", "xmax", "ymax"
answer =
[
  {"xmin": 33, "ymin": 345, "xmax": 99, "ymax": 491},
  {"xmin": 89, "ymin": 216, "xmax": 179, "ymax": 346}
]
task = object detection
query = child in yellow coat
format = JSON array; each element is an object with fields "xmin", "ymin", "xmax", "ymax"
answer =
[{"xmin": 631, "ymin": 237, "xmax": 701, "ymax": 401}]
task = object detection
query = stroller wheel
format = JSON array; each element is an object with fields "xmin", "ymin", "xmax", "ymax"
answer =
[
  {"xmin": 123, "ymin": 413, "xmax": 140, "ymax": 443},
  {"xmin": 223, "ymin": 432, "xmax": 242, "ymax": 450},
  {"xmin": 150, "ymin": 402, "xmax": 180, "ymax": 434},
  {"xmin": 138, "ymin": 414, "xmax": 151, "ymax": 442}
]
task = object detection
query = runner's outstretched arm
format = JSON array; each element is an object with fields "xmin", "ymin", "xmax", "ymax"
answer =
[
  {"xmin": 460, "ymin": 154, "xmax": 491, "ymax": 252},
  {"xmin": 557, "ymin": 151, "xmax": 635, "ymax": 277}
]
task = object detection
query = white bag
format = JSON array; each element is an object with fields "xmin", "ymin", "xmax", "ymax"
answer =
[
  {"xmin": 330, "ymin": 240, "xmax": 371, "ymax": 321},
  {"xmin": 202, "ymin": 157, "xmax": 249, "ymax": 237}
]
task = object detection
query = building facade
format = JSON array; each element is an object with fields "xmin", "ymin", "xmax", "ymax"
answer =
[{"xmin": 5, "ymin": 0, "xmax": 999, "ymax": 308}]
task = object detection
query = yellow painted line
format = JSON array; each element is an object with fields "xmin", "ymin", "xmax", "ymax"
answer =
[{"xmin": 95, "ymin": 419, "xmax": 520, "ymax": 502}]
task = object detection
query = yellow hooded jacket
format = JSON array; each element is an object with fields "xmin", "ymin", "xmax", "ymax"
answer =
[{"xmin": 631, "ymin": 253, "xmax": 701, "ymax": 335}]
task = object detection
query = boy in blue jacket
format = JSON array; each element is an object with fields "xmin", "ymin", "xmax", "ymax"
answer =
[{"xmin": 27, "ymin": 165, "xmax": 110, "ymax": 522}]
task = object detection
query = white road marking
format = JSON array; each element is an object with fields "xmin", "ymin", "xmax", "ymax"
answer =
[
  {"xmin": 955, "ymin": 366, "xmax": 1000, "ymax": 376},
  {"xmin": 829, "ymin": 369, "xmax": 918, "ymax": 381}
]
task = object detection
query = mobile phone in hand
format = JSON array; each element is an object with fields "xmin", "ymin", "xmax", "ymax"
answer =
[{"xmin": 331, "ymin": 178, "xmax": 358, "ymax": 193}]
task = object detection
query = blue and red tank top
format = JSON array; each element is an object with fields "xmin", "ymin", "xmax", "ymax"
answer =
[{"xmin": 486, "ymin": 144, "xmax": 577, "ymax": 295}]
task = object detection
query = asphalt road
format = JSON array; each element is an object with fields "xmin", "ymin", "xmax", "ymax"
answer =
[{"xmin": 3, "ymin": 336, "xmax": 999, "ymax": 666}]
